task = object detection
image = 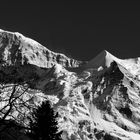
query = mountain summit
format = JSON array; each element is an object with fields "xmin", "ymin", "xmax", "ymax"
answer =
[
  {"xmin": 0, "ymin": 29, "xmax": 140, "ymax": 140},
  {"xmin": 86, "ymin": 50, "xmax": 121, "ymax": 69}
]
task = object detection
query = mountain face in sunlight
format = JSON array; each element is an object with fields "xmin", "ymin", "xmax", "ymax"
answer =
[{"xmin": 0, "ymin": 29, "xmax": 140, "ymax": 140}]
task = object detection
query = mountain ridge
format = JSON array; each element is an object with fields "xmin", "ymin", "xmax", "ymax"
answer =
[
  {"xmin": 0, "ymin": 29, "xmax": 83, "ymax": 69},
  {"xmin": 0, "ymin": 29, "xmax": 140, "ymax": 140},
  {"xmin": 1, "ymin": 29, "xmax": 140, "ymax": 74}
]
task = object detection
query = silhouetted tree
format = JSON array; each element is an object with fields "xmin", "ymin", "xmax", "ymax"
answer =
[
  {"xmin": 0, "ymin": 83, "xmax": 29, "ymax": 122},
  {"xmin": 30, "ymin": 101, "xmax": 62, "ymax": 140},
  {"xmin": 0, "ymin": 83, "xmax": 32, "ymax": 139}
]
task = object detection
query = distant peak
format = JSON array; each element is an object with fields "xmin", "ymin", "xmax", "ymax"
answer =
[
  {"xmin": 102, "ymin": 49, "xmax": 109, "ymax": 53},
  {"xmin": 85, "ymin": 50, "xmax": 121, "ymax": 69},
  {"xmin": 100, "ymin": 50, "xmax": 113, "ymax": 56}
]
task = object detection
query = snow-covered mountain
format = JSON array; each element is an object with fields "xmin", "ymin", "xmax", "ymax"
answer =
[
  {"xmin": 0, "ymin": 29, "xmax": 140, "ymax": 140},
  {"xmin": 0, "ymin": 29, "xmax": 82, "ymax": 68}
]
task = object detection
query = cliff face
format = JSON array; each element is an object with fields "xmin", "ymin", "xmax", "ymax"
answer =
[
  {"xmin": 0, "ymin": 29, "xmax": 140, "ymax": 140},
  {"xmin": 0, "ymin": 29, "xmax": 82, "ymax": 68}
]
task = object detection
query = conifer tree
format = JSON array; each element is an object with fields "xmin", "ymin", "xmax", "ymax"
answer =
[{"xmin": 30, "ymin": 101, "xmax": 62, "ymax": 140}]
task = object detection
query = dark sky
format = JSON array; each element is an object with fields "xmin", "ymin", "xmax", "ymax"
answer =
[{"xmin": 0, "ymin": 1, "xmax": 140, "ymax": 61}]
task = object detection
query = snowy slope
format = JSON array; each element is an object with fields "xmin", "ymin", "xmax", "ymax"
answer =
[
  {"xmin": 0, "ymin": 29, "xmax": 140, "ymax": 140},
  {"xmin": 0, "ymin": 29, "xmax": 82, "ymax": 68}
]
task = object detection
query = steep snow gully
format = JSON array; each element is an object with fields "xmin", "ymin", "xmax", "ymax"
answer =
[{"xmin": 0, "ymin": 29, "xmax": 140, "ymax": 140}]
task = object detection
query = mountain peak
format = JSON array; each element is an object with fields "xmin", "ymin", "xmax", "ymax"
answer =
[
  {"xmin": 101, "ymin": 49, "xmax": 109, "ymax": 53},
  {"xmin": 85, "ymin": 50, "xmax": 121, "ymax": 69}
]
